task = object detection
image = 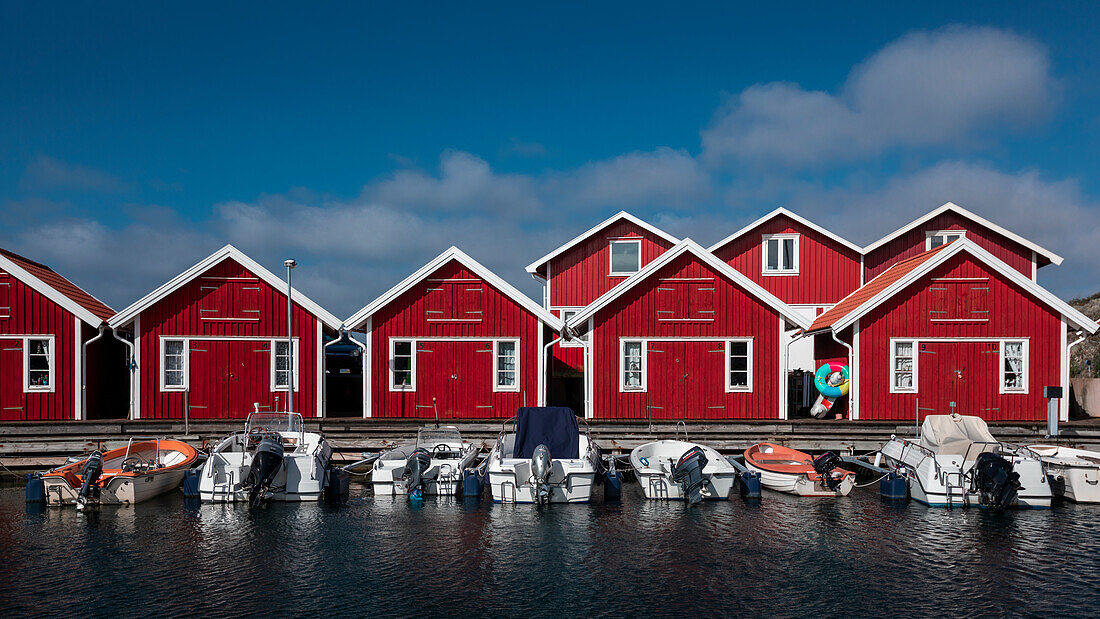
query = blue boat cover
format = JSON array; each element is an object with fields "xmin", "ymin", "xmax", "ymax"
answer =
[{"xmin": 512, "ymin": 407, "xmax": 579, "ymax": 460}]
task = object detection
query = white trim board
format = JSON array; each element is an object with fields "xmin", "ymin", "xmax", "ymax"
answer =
[
  {"xmin": 345, "ymin": 246, "xmax": 562, "ymax": 331},
  {"xmin": 708, "ymin": 206, "xmax": 862, "ymax": 254},
  {"xmin": 525, "ymin": 211, "xmax": 680, "ymax": 276},
  {"xmin": 108, "ymin": 244, "xmax": 341, "ymax": 330},
  {"xmin": 861, "ymin": 201, "xmax": 1063, "ymax": 266}
]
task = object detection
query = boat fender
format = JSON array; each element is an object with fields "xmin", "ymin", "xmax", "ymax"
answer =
[
  {"xmin": 25, "ymin": 473, "xmax": 45, "ymax": 503},
  {"xmin": 182, "ymin": 469, "xmax": 201, "ymax": 498},
  {"xmin": 879, "ymin": 472, "xmax": 908, "ymax": 501},
  {"xmin": 738, "ymin": 470, "xmax": 761, "ymax": 499},
  {"xmin": 814, "ymin": 363, "xmax": 850, "ymax": 399}
]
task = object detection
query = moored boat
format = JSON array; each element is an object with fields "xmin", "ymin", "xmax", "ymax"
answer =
[
  {"xmin": 744, "ymin": 443, "xmax": 854, "ymax": 497},
  {"xmin": 1026, "ymin": 445, "xmax": 1100, "ymax": 503},
  {"xmin": 41, "ymin": 439, "xmax": 199, "ymax": 508},
  {"xmin": 372, "ymin": 426, "xmax": 480, "ymax": 497},
  {"xmin": 630, "ymin": 439, "xmax": 737, "ymax": 504}
]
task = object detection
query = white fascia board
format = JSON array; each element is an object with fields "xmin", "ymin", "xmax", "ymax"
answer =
[
  {"xmin": 708, "ymin": 206, "xmax": 862, "ymax": 254},
  {"xmin": 524, "ymin": 211, "xmax": 680, "ymax": 275},
  {"xmin": 0, "ymin": 253, "xmax": 105, "ymax": 327}
]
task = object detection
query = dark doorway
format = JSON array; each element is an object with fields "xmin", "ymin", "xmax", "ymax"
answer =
[{"xmin": 325, "ymin": 336, "xmax": 363, "ymax": 417}]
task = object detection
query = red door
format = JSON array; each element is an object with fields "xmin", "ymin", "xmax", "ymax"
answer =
[
  {"xmin": 187, "ymin": 340, "xmax": 226, "ymax": 419},
  {"xmin": 647, "ymin": 341, "xmax": 726, "ymax": 419},
  {"xmin": 0, "ymin": 338, "xmax": 24, "ymax": 420},
  {"xmin": 416, "ymin": 340, "xmax": 493, "ymax": 418},
  {"xmin": 918, "ymin": 341, "xmax": 999, "ymax": 419}
]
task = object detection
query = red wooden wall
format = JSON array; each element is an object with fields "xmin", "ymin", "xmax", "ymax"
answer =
[
  {"xmin": 136, "ymin": 258, "xmax": 325, "ymax": 419},
  {"xmin": 590, "ymin": 252, "xmax": 782, "ymax": 419},
  {"xmin": 369, "ymin": 259, "xmax": 544, "ymax": 418},
  {"xmin": 857, "ymin": 253, "xmax": 1061, "ymax": 421},
  {"xmin": 712, "ymin": 214, "xmax": 862, "ymax": 305},
  {"xmin": 864, "ymin": 211, "xmax": 1036, "ymax": 281},
  {"xmin": 0, "ymin": 269, "xmax": 79, "ymax": 420},
  {"xmin": 548, "ymin": 219, "xmax": 676, "ymax": 308}
]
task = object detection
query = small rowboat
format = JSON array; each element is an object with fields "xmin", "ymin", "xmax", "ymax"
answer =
[
  {"xmin": 41, "ymin": 439, "xmax": 199, "ymax": 508},
  {"xmin": 743, "ymin": 443, "xmax": 854, "ymax": 497}
]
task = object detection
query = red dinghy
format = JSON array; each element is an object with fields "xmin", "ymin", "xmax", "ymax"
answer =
[{"xmin": 743, "ymin": 443, "xmax": 855, "ymax": 497}]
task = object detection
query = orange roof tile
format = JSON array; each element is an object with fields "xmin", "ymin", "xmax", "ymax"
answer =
[{"xmin": 0, "ymin": 247, "xmax": 114, "ymax": 322}]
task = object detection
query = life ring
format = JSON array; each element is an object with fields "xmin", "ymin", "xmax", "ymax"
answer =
[{"xmin": 814, "ymin": 362, "xmax": 850, "ymax": 398}]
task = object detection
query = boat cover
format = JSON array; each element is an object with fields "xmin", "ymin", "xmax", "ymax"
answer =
[
  {"xmin": 920, "ymin": 414, "xmax": 998, "ymax": 457},
  {"xmin": 513, "ymin": 407, "xmax": 579, "ymax": 460}
]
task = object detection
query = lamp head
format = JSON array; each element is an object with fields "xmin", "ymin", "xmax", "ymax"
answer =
[{"xmin": 284, "ymin": 259, "xmax": 297, "ymax": 269}]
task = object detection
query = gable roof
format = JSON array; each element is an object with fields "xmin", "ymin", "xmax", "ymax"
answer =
[
  {"xmin": 708, "ymin": 206, "xmax": 862, "ymax": 254},
  {"xmin": 0, "ymin": 247, "xmax": 114, "ymax": 326},
  {"xmin": 108, "ymin": 244, "xmax": 341, "ymax": 330},
  {"xmin": 806, "ymin": 238, "xmax": 1096, "ymax": 334},
  {"xmin": 861, "ymin": 201, "xmax": 1063, "ymax": 266},
  {"xmin": 345, "ymin": 246, "xmax": 563, "ymax": 331},
  {"xmin": 524, "ymin": 211, "xmax": 680, "ymax": 277},
  {"xmin": 569, "ymin": 239, "xmax": 812, "ymax": 330}
]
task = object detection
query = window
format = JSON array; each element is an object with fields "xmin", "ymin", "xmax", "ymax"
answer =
[
  {"xmin": 494, "ymin": 340, "xmax": 519, "ymax": 391},
  {"xmin": 24, "ymin": 337, "xmax": 53, "ymax": 392},
  {"xmin": 927, "ymin": 230, "xmax": 965, "ymax": 250},
  {"xmin": 609, "ymin": 240, "xmax": 641, "ymax": 275},
  {"xmin": 622, "ymin": 340, "xmax": 645, "ymax": 391},
  {"xmin": 726, "ymin": 340, "xmax": 752, "ymax": 391},
  {"xmin": 560, "ymin": 309, "xmax": 588, "ymax": 347},
  {"xmin": 891, "ymin": 340, "xmax": 917, "ymax": 393},
  {"xmin": 1002, "ymin": 340, "xmax": 1027, "ymax": 393},
  {"xmin": 762, "ymin": 234, "xmax": 798, "ymax": 274},
  {"xmin": 161, "ymin": 339, "xmax": 187, "ymax": 391},
  {"xmin": 390, "ymin": 340, "xmax": 415, "ymax": 391},
  {"xmin": 272, "ymin": 340, "xmax": 299, "ymax": 391}
]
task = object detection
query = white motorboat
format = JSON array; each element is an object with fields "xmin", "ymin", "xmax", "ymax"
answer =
[
  {"xmin": 629, "ymin": 440, "xmax": 737, "ymax": 504},
  {"xmin": 743, "ymin": 443, "xmax": 855, "ymax": 497},
  {"xmin": 40, "ymin": 439, "xmax": 199, "ymax": 508},
  {"xmin": 197, "ymin": 412, "xmax": 333, "ymax": 507},
  {"xmin": 1026, "ymin": 445, "xmax": 1100, "ymax": 503},
  {"xmin": 372, "ymin": 426, "xmax": 480, "ymax": 497},
  {"xmin": 878, "ymin": 414, "xmax": 1051, "ymax": 509},
  {"xmin": 485, "ymin": 407, "xmax": 600, "ymax": 504}
]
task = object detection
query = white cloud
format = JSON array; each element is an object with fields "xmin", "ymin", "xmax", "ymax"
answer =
[
  {"xmin": 20, "ymin": 156, "xmax": 129, "ymax": 194},
  {"xmin": 548, "ymin": 147, "xmax": 711, "ymax": 210},
  {"xmin": 701, "ymin": 26, "xmax": 1056, "ymax": 167}
]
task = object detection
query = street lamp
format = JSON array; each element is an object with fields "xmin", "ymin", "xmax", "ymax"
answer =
[{"xmin": 284, "ymin": 259, "xmax": 296, "ymax": 413}]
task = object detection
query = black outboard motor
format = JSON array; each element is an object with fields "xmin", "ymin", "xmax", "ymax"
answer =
[
  {"xmin": 404, "ymin": 447, "xmax": 433, "ymax": 500},
  {"xmin": 670, "ymin": 446, "xmax": 709, "ymax": 506},
  {"xmin": 972, "ymin": 452, "xmax": 1022, "ymax": 509},
  {"xmin": 245, "ymin": 436, "xmax": 285, "ymax": 509},
  {"xmin": 76, "ymin": 451, "xmax": 104, "ymax": 511},
  {"xmin": 812, "ymin": 451, "xmax": 844, "ymax": 491}
]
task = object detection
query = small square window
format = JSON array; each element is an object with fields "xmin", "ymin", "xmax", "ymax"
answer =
[
  {"xmin": 391, "ymin": 340, "xmax": 415, "ymax": 390},
  {"xmin": 610, "ymin": 240, "xmax": 641, "ymax": 275},
  {"xmin": 762, "ymin": 235, "xmax": 798, "ymax": 274},
  {"xmin": 25, "ymin": 338, "xmax": 53, "ymax": 391}
]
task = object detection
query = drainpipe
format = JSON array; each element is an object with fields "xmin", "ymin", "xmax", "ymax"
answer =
[
  {"xmin": 830, "ymin": 329, "xmax": 855, "ymax": 418},
  {"xmin": 110, "ymin": 326, "xmax": 137, "ymax": 420},
  {"xmin": 80, "ymin": 324, "xmax": 110, "ymax": 421}
]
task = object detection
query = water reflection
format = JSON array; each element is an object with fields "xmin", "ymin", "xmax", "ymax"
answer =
[{"xmin": 1, "ymin": 486, "xmax": 1097, "ymax": 617}]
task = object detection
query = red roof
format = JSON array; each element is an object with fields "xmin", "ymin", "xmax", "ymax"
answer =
[
  {"xmin": 807, "ymin": 243, "xmax": 951, "ymax": 332},
  {"xmin": 0, "ymin": 247, "xmax": 114, "ymax": 322}
]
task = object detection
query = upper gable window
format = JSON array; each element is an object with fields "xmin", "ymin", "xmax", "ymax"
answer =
[
  {"xmin": 609, "ymin": 239, "xmax": 642, "ymax": 276},
  {"xmin": 762, "ymin": 234, "xmax": 798, "ymax": 275},
  {"xmin": 927, "ymin": 230, "xmax": 965, "ymax": 250}
]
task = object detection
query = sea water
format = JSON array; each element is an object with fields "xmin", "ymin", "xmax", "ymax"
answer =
[{"xmin": 2, "ymin": 485, "xmax": 1097, "ymax": 617}]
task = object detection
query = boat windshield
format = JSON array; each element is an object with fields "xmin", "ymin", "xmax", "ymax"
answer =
[
  {"xmin": 416, "ymin": 426, "xmax": 462, "ymax": 447},
  {"xmin": 246, "ymin": 412, "xmax": 304, "ymax": 436}
]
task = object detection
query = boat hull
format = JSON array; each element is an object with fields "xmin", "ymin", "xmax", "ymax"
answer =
[
  {"xmin": 745, "ymin": 461, "xmax": 854, "ymax": 497},
  {"xmin": 371, "ymin": 440, "xmax": 479, "ymax": 496},
  {"xmin": 43, "ymin": 469, "xmax": 188, "ymax": 506},
  {"xmin": 1025, "ymin": 445, "xmax": 1100, "ymax": 503},
  {"xmin": 629, "ymin": 440, "xmax": 737, "ymax": 500},
  {"xmin": 197, "ymin": 432, "xmax": 332, "ymax": 503},
  {"xmin": 487, "ymin": 470, "xmax": 596, "ymax": 504}
]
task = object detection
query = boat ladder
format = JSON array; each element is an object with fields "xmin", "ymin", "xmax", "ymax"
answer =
[
  {"xmin": 438, "ymin": 463, "xmax": 455, "ymax": 494},
  {"xmin": 942, "ymin": 471, "xmax": 968, "ymax": 509},
  {"xmin": 500, "ymin": 480, "xmax": 517, "ymax": 504},
  {"xmin": 649, "ymin": 474, "xmax": 670, "ymax": 499}
]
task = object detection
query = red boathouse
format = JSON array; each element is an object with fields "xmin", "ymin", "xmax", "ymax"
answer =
[
  {"xmin": 108, "ymin": 245, "xmax": 341, "ymax": 419},
  {"xmin": 346, "ymin": 247, "xmax": 562, "ymax": 419},
  {"xmin": 0, "ymin": 248, "xmax": 120, "ymax": 420}
]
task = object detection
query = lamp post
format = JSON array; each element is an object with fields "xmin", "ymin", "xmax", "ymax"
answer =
[{"xmin": 284, "ymin": 259, "xmax": 296, "ymax": 413}]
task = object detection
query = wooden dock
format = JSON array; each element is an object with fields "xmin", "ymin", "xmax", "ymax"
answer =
[{"xmin": 3, "ymin": 417, "xmax": 1100, "ymax": 477}]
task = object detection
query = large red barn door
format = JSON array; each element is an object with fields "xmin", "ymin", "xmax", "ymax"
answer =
[
  {"xmin": 648, "ymin": 341, "xmax": 725, "ymax": 419},
  {"xmin": 416, "ymin": 340, "xmax": 493, "ymax": 418},
  {"xmin": 918, "ymin": 341, "xmax": 999, "ymax": 419},
  {"xmin": 227, "ymin": 340, "xmax": 278, "ymax": 415},
  {"xmin": 0, "ymin": 339, "xmax": 24, "ymax": 420},
  {"xmin": 187, "ymin": 340, "xmax": 226, "ymax": 419}
]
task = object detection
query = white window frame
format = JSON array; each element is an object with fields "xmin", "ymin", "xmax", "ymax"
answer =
[
  {"xmin": 620, "ymin": 339, "xmax": 647, "ymax": 392},
  {"xmin": 609, "ymin": 239, "xmax": 642, "ymax": 276},
  {"xmin": 23, "ymin": 335, "xmax": 55, "ymax": 393},
  {"xmin": 926, "ymin": 230, "xmax": 966, "ymax": 250},
  {"xmin": 389, "ymin": 338, "xmax": 416, "ymax": 392},
  {"xmin": 1000, "ymin": 339, "xmax": 1028, "ymax": 394},
  {"xmin": 889, "ymin": 339, "xmax": 918, "ymax": 394},
  {"xmin": 270, "ymin": 338, "xmax": 300, "ymax": 392},
  {"xmin": 558, "ymin": 308, "xmax": 588, "ymax": 347},
  {"xmin": 761, "ymin": 233, "xmax": 799, "ymax": 275},
  {"xmin": 724, "ymin": 338, "xmax": 753, "ymax": 392},
  {"xmin": 493, "ymin": 339, "xmax": 521, "ymax": 392},
  {"xmin": 159, "ymin": 337, "xmax": 189, "ymax": 392}
]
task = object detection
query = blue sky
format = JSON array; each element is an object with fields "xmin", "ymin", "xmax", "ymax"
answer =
[{"xmin": 2, "ymin": 2, "xmax": 1100, "ymax": 317}]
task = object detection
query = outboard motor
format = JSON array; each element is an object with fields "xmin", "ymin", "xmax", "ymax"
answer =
[
  {"xmin": 75, "ymin": 451, "xmax": 104, "ymax": 511},
  {"xmin": 812, "ymin": 451, "xmax": 844, "ymax": 491},
  {"xmin": 670, "ymin": 446, "xmax": 710, "ymax": 506},
  {"xmin": 972, "ymin": 452, "xmax": 1021, "ymax": 509},
  {"xmin": 245, "ymin": 436, "xmax": 285, "ymax": 509},
  {"xmin": 530, "ymin": 444, "xmax": 553, "ymax": 504},
  {"xmin": 403, "ymin": 447, "xmax": 433, "ymax": 500}
]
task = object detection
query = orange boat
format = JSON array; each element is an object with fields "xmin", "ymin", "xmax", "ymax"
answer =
[
  {"xmin": 743, "ymin": 443, "xmax": 855, "ymax": 497},
  {"xmin": 40, "ymin": 439, "xmax": 199, "ymax": 508}
]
